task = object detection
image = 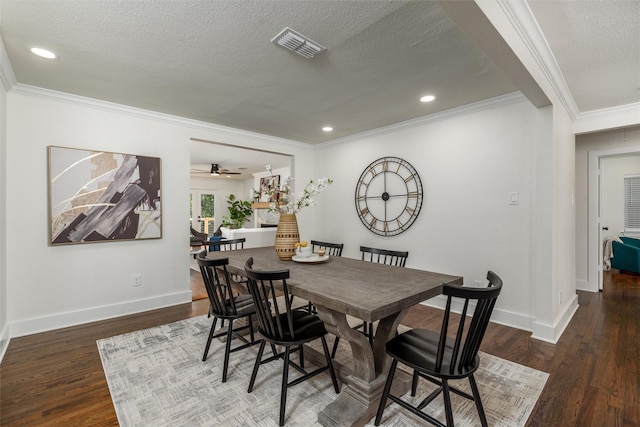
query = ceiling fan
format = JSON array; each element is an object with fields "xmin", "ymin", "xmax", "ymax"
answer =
[
  {"xmin": 206, "ymin": 163, "xmax": 241, "ymax": 176},
  {"xmin": 210, "ymin": 163, "xmax": 241, "ymax": 176},
  {"xmin": 190, "ymin": 163, "xmax": 244, "ymax": 177}
]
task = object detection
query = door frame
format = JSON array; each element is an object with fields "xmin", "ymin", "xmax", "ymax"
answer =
[
  {"xmin": 190, "ymin": 189, "xmax": 218, "ymax": 236},
  {"xmin": 588, "ymin": 146, "xmax": 640, "ymax": 291}
]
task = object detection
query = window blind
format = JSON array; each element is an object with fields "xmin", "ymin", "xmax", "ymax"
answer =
[{"xmin": 624, "ymin": 175, "xmax": 640, "ymax": 230}]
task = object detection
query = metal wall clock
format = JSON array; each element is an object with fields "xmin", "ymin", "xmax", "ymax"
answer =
[{"xmin": 355, "ymin": 156, "xmax": 423, "ymax": 236}]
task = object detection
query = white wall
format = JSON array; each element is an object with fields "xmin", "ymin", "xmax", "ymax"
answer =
[
  {"xmin": 602, "ymin": 155, "xmax": 640, "ymax": 238},
  {"xmin": 575, "ymin": 126, "xmax": 640, "ymax": 287},
  {"xmin": 541, "ymin": 104, "xmax": 576, "ymax": 340},
  {"xmin": 5, "ymin": 89, "xmax": 314, "ymax": 337},
  {"xmin": 1, "ymin": 90, "xmax": 583, "ymax": 345},
  {"xmin": 313, "ymin": 95, "xmax": 539, "ymax": 331},
  {"xmin": 0, "ymin": 54, "xmax": 8, "ymax": 360}
]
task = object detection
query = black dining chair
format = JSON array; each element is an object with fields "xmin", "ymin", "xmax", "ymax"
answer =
[
  {"xmin": 331, "ymin": 246, "xmax": 409, "ymax": 357},
  {"xmin": 208, "ymin": 237, "xmax": 246, "ymax": 251},
  {"xmin": 310, "ymin": 240, "xmax": 344, "ymax": 256},
  {"xmin": 244, "ymin": 257, "xmax": 340, "ymax": 426},
  {"xmin": 360, "ymin": 245, "xmax": 409, "ymax": 267},
  {"xmin": 197, "ymin": 256, "xmax": 260, "ymax": 382},
  {"xmin": 374, "ymin": 271, "xmax": 503, "ymax": 427},
  {"xmin": 206, "ymin": 237, "xmax": 248, "ymax": 295},
  {"xmin": 301, "ymin": 240, "xmax": 344, "ymax": 316}
]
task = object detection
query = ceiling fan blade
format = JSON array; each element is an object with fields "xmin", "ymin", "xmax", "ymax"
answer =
[{"xmin": 210, "ymin": 163, "xmax": 241, "ymax": 175}]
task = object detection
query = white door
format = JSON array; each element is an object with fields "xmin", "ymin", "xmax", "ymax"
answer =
[
  {"xmin": 597, "ymin": 159, "xmax": 604, "ymax": 291},
  {"xmin": 190, "ymin": 190, "xmax": 217, "ymax": 237}
]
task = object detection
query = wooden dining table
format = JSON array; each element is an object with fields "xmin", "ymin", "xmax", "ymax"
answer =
[{"xmin": 205, "ymin": 246, "xmax": 462, "ymax": 427}]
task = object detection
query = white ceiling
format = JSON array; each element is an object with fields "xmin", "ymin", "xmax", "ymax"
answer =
[{"xmin": 1, "ymin": 0, "xmax": 638, "ymax": 178}]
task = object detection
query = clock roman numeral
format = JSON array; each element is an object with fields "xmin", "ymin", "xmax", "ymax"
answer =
[
  {"xmin": 360, "ymin": 207, "xmax": 369, "ymax": 216},
  {"xmin": 369, "ymin": 218, "xmax": 377, "ymax": 229},
  {"xmin": 408, "ymin": 191, "xmax": 421, "ymax": 198}
]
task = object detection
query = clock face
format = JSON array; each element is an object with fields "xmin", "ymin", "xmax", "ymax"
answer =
[{"xmin": 355, "ymin": 157, "xmax": 423, "ymax": 236}]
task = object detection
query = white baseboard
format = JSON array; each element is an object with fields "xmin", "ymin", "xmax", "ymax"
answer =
[
  {"xmin": 8, "ymin": 291, "xmax": 192, "ymax": 338},
  {"xmin": 0, "ymin": 323, "xmax": 10, "ymax": 365},
  {"xmin": 422, "ymin": 292, "xmax": 580, "ymax": 344},
  {"xmin": 422, "ymin": 296, "xmax": 535, "ymax": 333},
  {"xmin": 531, "ymin": 294, "xmax": 579, "ymax": 344}
]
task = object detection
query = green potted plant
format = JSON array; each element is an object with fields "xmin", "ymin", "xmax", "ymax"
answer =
[{"xmin": 221, "ymin": 194, "xmax": 253, "ymax": 229}]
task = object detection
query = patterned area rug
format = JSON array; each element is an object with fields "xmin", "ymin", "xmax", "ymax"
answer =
[{"xmin": 97, "ymin": 316, "xmax": 548, "ymax": 426}]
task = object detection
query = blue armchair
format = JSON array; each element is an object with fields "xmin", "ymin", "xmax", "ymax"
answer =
[{"xmin": 611, "ymin": 237, "xmax": 640, "ymax": 274}]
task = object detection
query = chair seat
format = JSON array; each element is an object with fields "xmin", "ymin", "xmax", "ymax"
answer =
[
  {"xmin": 387, "ymin": 329, "xmax": 480, "ymax": 380},
  {"xmin": 260, "ymin": 310, "xmax": 327, "ymax": 344},
  {"xmin": 211, "ymin": 294, "xmax": 255, "ymax": 318}
]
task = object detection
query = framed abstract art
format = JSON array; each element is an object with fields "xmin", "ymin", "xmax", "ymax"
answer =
[{"xmin": 48, "ymin": 146, "xmax": 162, "ymax": 245}]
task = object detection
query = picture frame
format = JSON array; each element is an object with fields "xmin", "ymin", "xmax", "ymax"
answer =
[
  {"xmin": 260, "ymin": 174, "xmax": 280, "ymax": 202},
  {"xmin": 48, "ymin": 146, "xmax": 162, "ymax": 245}
]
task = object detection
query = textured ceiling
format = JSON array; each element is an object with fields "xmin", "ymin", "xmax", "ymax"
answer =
[
  {"xmin": 0, "ymin": 0, "xmax": 638, "ymax": 178},
  {"xmin": 527, "ymin": 0, "xmax": 640, "ymax": 112},
  {"xmin": 1, "ymin": 0, "xmax": 520, "ymax": 145}
]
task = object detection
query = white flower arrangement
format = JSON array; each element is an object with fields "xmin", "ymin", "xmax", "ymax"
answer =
[{"xmin": 265, "ymin": 164, "xmax": 333, "ymax": 215}]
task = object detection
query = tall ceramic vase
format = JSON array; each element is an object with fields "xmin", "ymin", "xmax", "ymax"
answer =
[{"xmin": 275, "ymin": 213, "xmax": 299, "ymax": 260}]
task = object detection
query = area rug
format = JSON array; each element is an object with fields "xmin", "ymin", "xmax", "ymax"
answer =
[{"xmin": 97, "ymin": 316, "xmax": 548, "ymax": 426}]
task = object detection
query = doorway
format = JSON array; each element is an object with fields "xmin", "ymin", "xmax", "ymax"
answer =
[
  {"xmin": 588, "ymin": 147, "xmax": 640, "ymax": 291},
  {"xmin": 190, "ymin": 189, "xmax": 216, "ymax": 237}
]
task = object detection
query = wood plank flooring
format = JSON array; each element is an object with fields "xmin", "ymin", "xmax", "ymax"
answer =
[{"xmin": 1, "ymin": 270, "xmax": 638, "ymax": 426}]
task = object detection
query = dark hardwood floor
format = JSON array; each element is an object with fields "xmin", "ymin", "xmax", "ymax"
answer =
[
  {"xmin": 1, "ymin": 270, "xmax": 638, "ymax": 426},
  {"xmin": 190, "ymin": 267, "xmax": 208, "ymax": 301}
]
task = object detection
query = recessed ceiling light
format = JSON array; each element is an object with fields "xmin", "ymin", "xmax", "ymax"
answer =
[
  {"xmin": 30, "ymin": 47, "xmax": 56, "ymax": 59},
  {"xmin": 322, "ymin": 126, "xmax": 333, "ymax": 132},
  {"xmin": 420, "ymin": 95, "xmax": 435, "ymax": 103}
]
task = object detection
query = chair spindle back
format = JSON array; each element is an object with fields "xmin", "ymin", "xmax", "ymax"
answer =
[
  {"xmin": 197, "ymin": 257, "xmax": 240, "ymax": 318},
  {"xmin": 244, "ymin": 257, "xmax": 297, "ymax": 342},
  {"xmin": 311, "ymin": 240, "xmax": 344, "ymax": 256},
  {"xmin": 436, "ymin": 271, "xmax": 502, "ymax": 375},
  {"xmin": 360, "ymin": 246, "xmax": 408, "ymax": 267}
]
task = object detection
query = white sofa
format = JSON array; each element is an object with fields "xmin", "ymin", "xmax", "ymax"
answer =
[{"xmin": 220, "ymin": 226, "xmax": 277, "ymax": 249}]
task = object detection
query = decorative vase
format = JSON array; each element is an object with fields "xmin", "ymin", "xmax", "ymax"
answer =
[{"xmin": 275, "ymin": 213, "xmax": 299, "ymax": 260}]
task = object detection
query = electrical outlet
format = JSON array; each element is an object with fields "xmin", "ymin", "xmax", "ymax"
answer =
[{"xmin": 132, "ymin": 273, "xmax": 142, "ymax": 287}]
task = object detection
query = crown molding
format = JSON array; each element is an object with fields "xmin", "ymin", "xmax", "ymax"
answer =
[
  {"xmin": 319, "ymin": 92, "xmax": 528, "ymax": 148},
  {"xmin": 574, "ymin": 102, "xmax": 640, "ymax": 135},
  {"xmin": 9, "ymin": 83, "xmax": 308, "ymax": 148},
  {"xmin": 0, "ymin": 37, "xmax": 17, "ymax": 91},
  {"xmin": 494, "ymin": 0, "xmax": 579, "ymax": 120}
]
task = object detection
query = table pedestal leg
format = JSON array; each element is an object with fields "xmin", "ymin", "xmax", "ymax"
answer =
[{"xmin": 315, "ymin": 306, "xmax": 410, "ymax": 427}]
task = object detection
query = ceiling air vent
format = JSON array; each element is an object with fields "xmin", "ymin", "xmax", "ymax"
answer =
[{"xmin": 271, "ymin": 27, "xmax": 326, "ymax": 59}]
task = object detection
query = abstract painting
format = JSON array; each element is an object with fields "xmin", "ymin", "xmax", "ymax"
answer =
[{"xmin": 48, "ymin": 146, "xmax": 162, "ymax": 245}]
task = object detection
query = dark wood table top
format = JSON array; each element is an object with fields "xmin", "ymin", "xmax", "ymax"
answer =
[{"xmin": 206, "ymin": 247, "xmax": 462, "ymax": 323}]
